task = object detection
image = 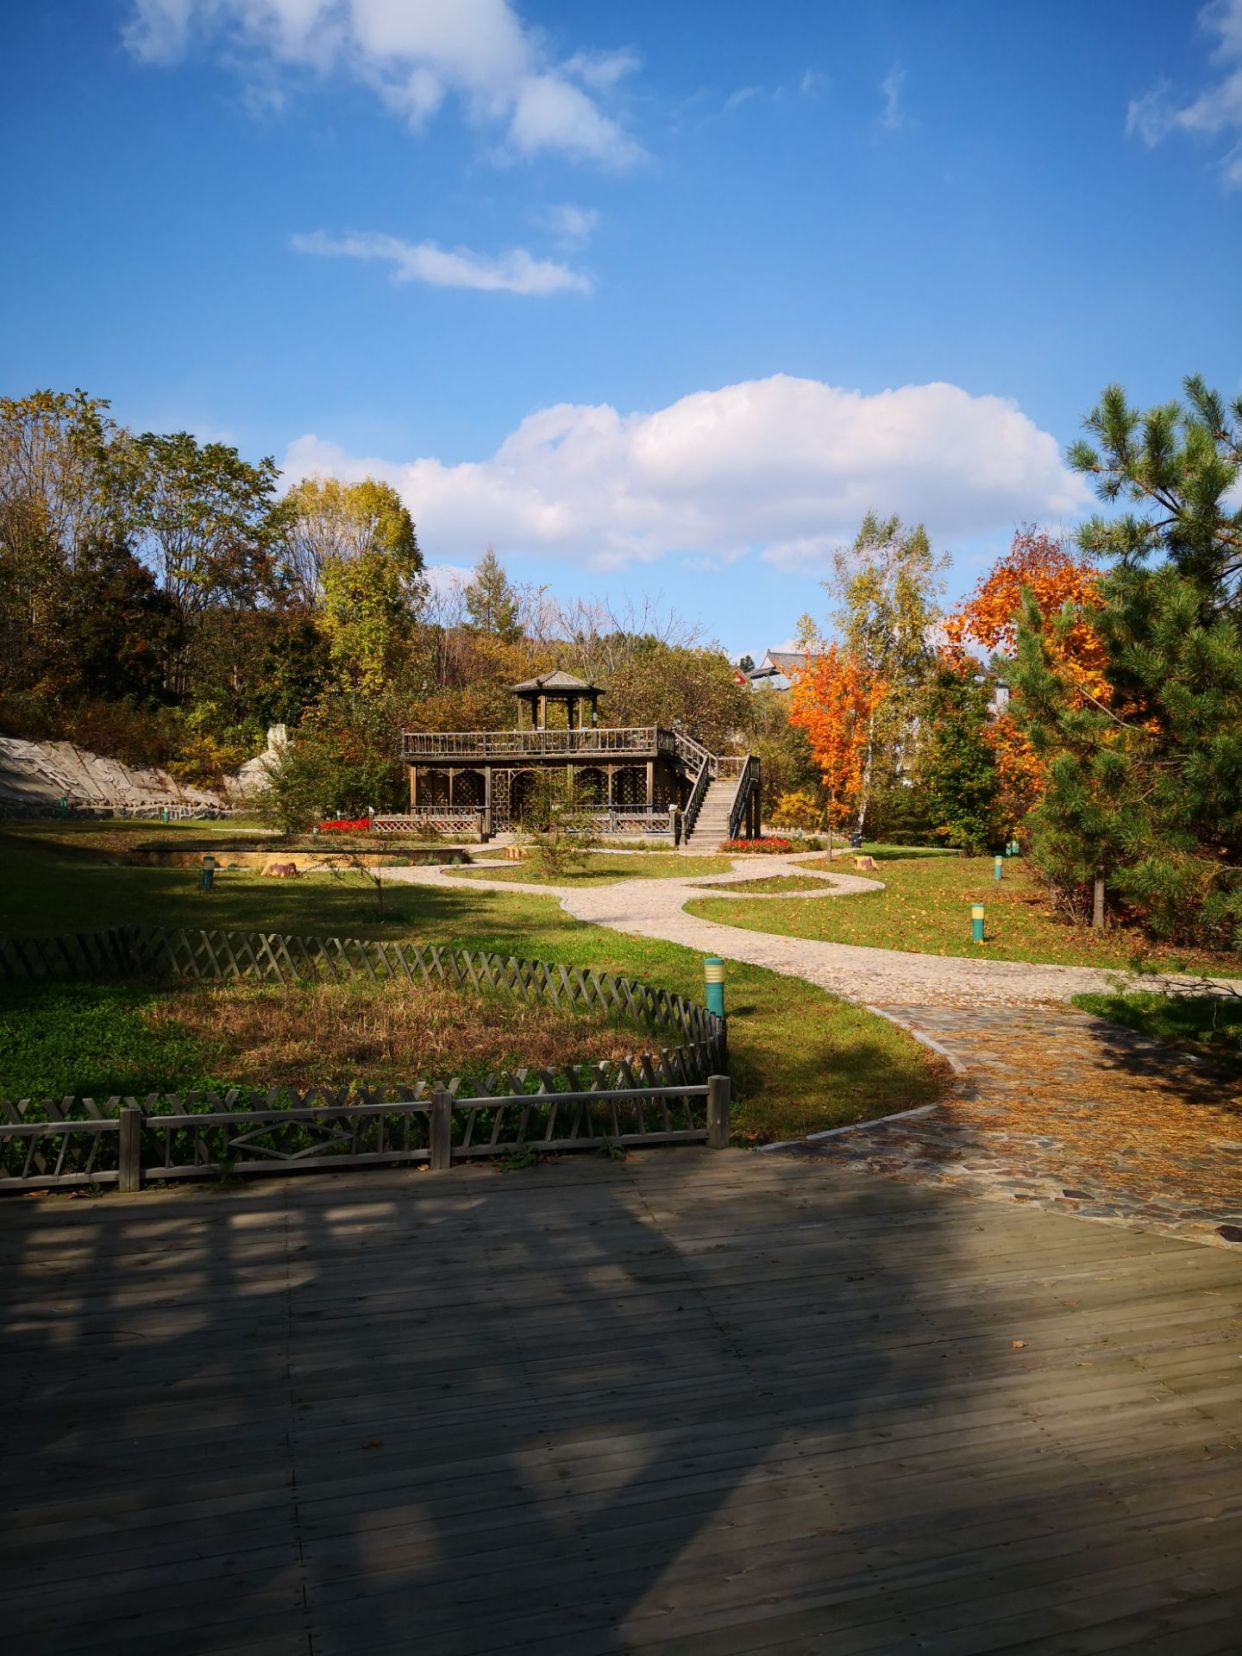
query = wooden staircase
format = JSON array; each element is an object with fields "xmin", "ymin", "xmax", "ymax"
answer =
[{"xmin": 680, "ymin": 753, "xmax": 761, "ymax": 848}]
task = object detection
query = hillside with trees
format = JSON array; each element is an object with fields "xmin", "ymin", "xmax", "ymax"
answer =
[{"xmin": 0, "ymin": 388, "xmax": 753, "ymax": 814}]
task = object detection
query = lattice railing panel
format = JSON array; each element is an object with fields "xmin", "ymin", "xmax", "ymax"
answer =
[{"xmin": 0, "ymin": 926, "xmax": 726, "ymax": 1188}]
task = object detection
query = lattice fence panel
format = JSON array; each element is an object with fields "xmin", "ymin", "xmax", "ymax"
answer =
[{"xmin": 0, "ymin": 925, "xmax": 726, "ymax": 1187}]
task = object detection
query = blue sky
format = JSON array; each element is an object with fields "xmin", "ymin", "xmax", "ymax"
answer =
[{"xmin": 2, "ymin": 0, "xmax": 1240, "ymax": 656}]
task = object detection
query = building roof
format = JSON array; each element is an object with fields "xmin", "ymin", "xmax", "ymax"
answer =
[
  {"xmin": 510, "ymin": 668, "xmax": 602, "ymax": 694},
  {"xmin": 761, "ymin": 650, "xmax": 818, "ymax": 671},
  {"xmin": 746, "ymin": 648, "xmax": 823, "ymax": 688}
]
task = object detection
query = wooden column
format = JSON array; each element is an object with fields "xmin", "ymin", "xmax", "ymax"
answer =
[
  {"xmin": 645, "ymin": 760, "xmax": 655, "ymax": 812},
  {"xmin": 118, "ymin": 1107, "xmax": 144, "ymax": 1193},
  {"xmin": 408, "ymin": 766, "xmax": 418, "ymax": 810},
  {"xmin": 448, "ymin": 768, "xmax": 455, "ymax": 807},
  {"xmin": 707, "ymin": 1076, "xmax": 731, "ymax": 1150},
  {"xmin": 607, "ymin": 765, "xmax": 615, "ymax": 805},
  {"xmin": 429, "ymin": 1090, "xmax": 453, "ymax": 1171},
  {"xmin": 483, "ymin": 766, "xmax": 493, "ymax": 838}
]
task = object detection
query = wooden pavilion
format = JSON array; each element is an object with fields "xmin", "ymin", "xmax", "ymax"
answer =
[{"xmin": 398, "ymin": 670, "xmax": 760, "ymax": 844}]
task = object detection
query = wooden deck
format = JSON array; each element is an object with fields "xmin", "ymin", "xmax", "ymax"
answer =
[{"xmin": 2, "ymin": 1151, "xmax": 1241, "ymax": 1655}]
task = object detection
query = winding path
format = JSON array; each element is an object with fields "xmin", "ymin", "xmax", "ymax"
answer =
[{"xmin": 385, "ymin": 852, "xmax": 1242, "ymax": 1249}]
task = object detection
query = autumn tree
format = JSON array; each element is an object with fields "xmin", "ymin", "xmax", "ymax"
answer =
[
  {"xmin": 130, "ymin": 432, "xmax": 283, "ymax": 618},
  {"xmin": 0, "ymin": 390, "xmax": 130, "ymax": 705},
  {"xmin": 824, "ymin": 511, "xmax": 946, "ymax": 829},
  {"xmin": 941, "ymin": 528, "xmax": 1105, "ymax": 830},
  {"xmin": 282, "ymin": 476, "xmax": 421, "ymax": 606},
  {"xmin": 788, "ymin": 645, "xmax": 885, "ymax": 858},
  {"xmin": 944, "ymin": 528, "xmax": 1105, "ymax": 696}
]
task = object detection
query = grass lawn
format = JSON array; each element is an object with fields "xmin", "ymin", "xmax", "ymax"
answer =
[
  {"xmin": 0, "ymin": 816, "xmax": 275, "ymax": 857},
  {"xmin": 0, "ymin": 977, "xmax": 648, "ymax": 1101},
  {"xmin": 842, "ymin": 842, "xmax": 959, "ymax": 861},
  {"xmin": 1072, "ymin": 991, "xmax": 1242, "ymax": 1078},
  {"xmin": 685, "ymin": 853, "xmax": 1242, "ymax": 977},
  {"xmin": 448, "ymin": 851, "xmax": 736, "ymax": 885},
  {"xmin": 691, "ymin": 874, "xmax": 833, "ymax": 894},
  {"xmin": 0, "ymin": 829, "xmax": 946, "ymax": 1141}
]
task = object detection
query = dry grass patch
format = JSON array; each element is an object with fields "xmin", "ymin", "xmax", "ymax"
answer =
[{"xmin": 143, "ymin": 980, "xmax": 648, "ymax": 1088}]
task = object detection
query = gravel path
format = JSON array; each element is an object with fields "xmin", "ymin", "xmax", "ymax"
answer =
[
  {"xmin": 386, "ymin": 852, "xmax": 1234, "ymax": 1008},
  {"xmin": 384, "ymin": 852, "xmax": 1242, "ymax": 1247}
]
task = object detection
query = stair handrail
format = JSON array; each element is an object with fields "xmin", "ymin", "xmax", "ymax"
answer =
[
  {"xmin": 727, "ymin": 755, "xmax": 761, "ymax": 842},
  {"xmin": 671, "ymin": 725, "xmax": 716, "ymax": 778},
  {"xmin": 681, "ymin": 758, "xmax": 712, "ymax": 842}
]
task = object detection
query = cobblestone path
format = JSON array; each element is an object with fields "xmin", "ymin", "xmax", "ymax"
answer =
[
  {"xmin": 387, "ymin": 855, "xmax": 1242, "ymax": 1248},
  {"xmin": 784, "ymin": 1005, "xmax": 1242, "ymax": 1250}
]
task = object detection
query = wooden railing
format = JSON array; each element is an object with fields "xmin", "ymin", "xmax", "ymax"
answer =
[
  {"xmin": 0, "ymin": 925, "xmax": 728, "ymax": 1190},
  {"xmin": 728, "ymin": 756, "xmax": 762, "ymax": 841},
  {"xmin": 671, "ymin": 726, "xmax": 714, "ymax": 775},
  {"xmin": 1, "ymin": 1076, "xmax": 729, "ymax": 1190},
  {"xmin": 681, "ymin": 761, "xmax": 712, "ymax": 841},
  {"xmin": 402, "ymin": 727, "xmax": 675, "ymax": 761},
  {"xmin": 371, "ymin": 810, "xmax": 484, "ymax": 838}
]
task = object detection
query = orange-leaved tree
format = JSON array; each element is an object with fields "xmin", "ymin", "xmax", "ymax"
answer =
[
  {"xmin": 942, "ymin": 529, "xmax": 1104, "ymax": 830},
  {"xmin": 787, "ymin": 645, "xmax": 886, "ymax": 859},
  {"xmin": 943, "ymin": 528, "xmax": 1105, "ymax": 692}
]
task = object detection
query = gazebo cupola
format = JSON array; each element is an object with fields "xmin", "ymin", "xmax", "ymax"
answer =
[{"xmin": 511, "ymin": 668, "xmax": 602, "ymax": 731}]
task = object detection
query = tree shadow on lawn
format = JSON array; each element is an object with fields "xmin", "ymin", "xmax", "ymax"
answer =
[
  {"xmin": 4, "ymin": 1144, "xmax": 1229, "ymax": 1655},
  {"xmin": 1071, "ymin": 1005, "xmax": 1242, "ymax": 1113}
]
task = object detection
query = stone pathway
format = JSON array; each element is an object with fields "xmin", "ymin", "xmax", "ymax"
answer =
[
  {"xmin": 791, "ymin": 1004, "xmax": 1242, "ymax": 1251},
  {"xmin": 386, "ymin": 854, "xmax": 1242, "ymax": 1248}
]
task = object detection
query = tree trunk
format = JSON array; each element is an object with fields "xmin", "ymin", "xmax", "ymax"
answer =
[{"xmin": 1092, "ymin": 876, "xmax": 1105, "ymax": 931}]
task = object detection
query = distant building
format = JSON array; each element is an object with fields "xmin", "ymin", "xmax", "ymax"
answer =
[{"xmin": 746, "ymin": 649, "xmax": 820, "ymax": 692}]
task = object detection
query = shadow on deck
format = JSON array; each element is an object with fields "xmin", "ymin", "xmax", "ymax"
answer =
[{"xmin": 1, "ymin": 1150, "xmax": 1241, "ymax": 1655}]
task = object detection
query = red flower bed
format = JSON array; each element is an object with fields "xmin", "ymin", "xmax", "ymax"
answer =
[
  {"xmin": 318, "ymin": 818, "xmax": 371, "ymax": 833},
  {"xmin": 718, "ymin": 836, "xmax": 794, "ymax": 854}
]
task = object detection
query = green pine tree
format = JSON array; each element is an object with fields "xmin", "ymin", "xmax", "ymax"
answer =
[
  {"xmin": 1013, "ymin": 376, "xmax": 1242, "ymax": 946},
  {"xmin": 919, "ymin": 662, "xmax": 1004, "ymax": 855},
  {"xmin": 464, "ymin": 548, "xmax": 521, "ymax": 642}
]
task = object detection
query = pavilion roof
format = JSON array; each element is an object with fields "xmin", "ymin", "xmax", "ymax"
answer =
[{"xmin": 510, "ymin": 669, "xmax": 602, "ymax": 694}]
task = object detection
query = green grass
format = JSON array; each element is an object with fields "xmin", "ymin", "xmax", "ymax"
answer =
[
  {"xmin": 0, "ymin": 976, "xmax": 651, "ymax": 1102},
  {"xmin": 0, "ymin": 979, "xmax": 223, "ymax": 1098},
  {"xmin": 844, "ymin": 842, "xmax": 960, "ymax": 861},
  {"xmin": 0, "ymin": 829, "xmax": 947, "ymax": 1141},
  {"xmin": 448, "ymin": 852, "xmax": 736, "ymax": 886},
  {"xmin": 691, "ymin": 874, "xmax": 833, "ymax": 894},
  {"xmin": 685, "ymin": 853, "xmax": 1242, "ymax": 976},
  {"xmin": 0, "ymin": 816, "xmax": 275, "ymax": 857},
  {"xmin": 1072, "ymin": 991, "xmax": 1242, "ymax": 1076}
]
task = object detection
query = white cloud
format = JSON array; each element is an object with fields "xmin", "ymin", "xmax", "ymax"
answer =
[
  {"xmin": 722, "ymin": 85, "xmax": 760, "ymax": 114},
  {"xmin": 291, "ymin": 229, "xmax": 591, "ymax": 295},
  {"xmin": 536, "ymin": 203, "xmax": 599, "ymax": 247},
  {"xmin": 124, "ymin": 0, "xmax": 643, "ymax": 167},
  {"xmin": 424, "ymin": 563, "xmax": 474, "ymax": 596},
  {"xmin": 280, "ymin": 375, "xmax": 1088, "ymax": 573},
  {"xmin": 1127, "ymin": 0, "xmax": 1242, "ymax": 186},
  {"xmin": 880, "ymin": 64, "xmax": 907, "ymax": 132}
]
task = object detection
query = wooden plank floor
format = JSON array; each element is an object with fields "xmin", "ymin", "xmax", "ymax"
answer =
[{"xmin": 2, "ymin": 1151, "xmax": 1241, "ymax": 1656}]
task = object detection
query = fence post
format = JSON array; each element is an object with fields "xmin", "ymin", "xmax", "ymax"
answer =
[
  {"xmin": 706, "ymin": 1075, "xmax": 731, "ymax": 1149},
  {"xmin": 429, "ymin": 1089, "xmax": 453, "ymax": 1171},
  {"xmin": 118, "ymin": 1106, "xmax": 144, "ymax": 1193}
]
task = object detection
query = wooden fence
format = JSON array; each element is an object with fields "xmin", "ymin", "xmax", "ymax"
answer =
[{"xmin": 0, "ymin": 925, "xmax": 729, "ymax": 1191}]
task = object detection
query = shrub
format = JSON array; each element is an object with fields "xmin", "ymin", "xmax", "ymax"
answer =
[
  {"xmin": 719, "ymin": 836, "xmax": 795, "ymax": 855},
  {"xmin": 770, "ymin": 789, "xmax": 823, "ymax": 833}
]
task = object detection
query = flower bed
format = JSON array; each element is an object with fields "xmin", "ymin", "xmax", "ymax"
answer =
[
  {"xmin": 718, "ymin": 836, "xmax": 795, "ymax": 855},
  {"xmin": 318, "ymin": 817, "xmax": 371, "ymax": 833}
]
